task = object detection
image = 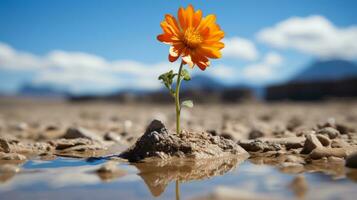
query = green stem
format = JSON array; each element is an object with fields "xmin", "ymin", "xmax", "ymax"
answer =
[
  {"xmin": 175, "ymin": 180, "xmax": 180, "ymax": 200},
  {"xmin": 175, "ymin": 60, "xmax": 184, "ymax": 135}
]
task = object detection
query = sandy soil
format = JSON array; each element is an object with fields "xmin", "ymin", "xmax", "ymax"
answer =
[{"xmin": 1, "ymin": 98, "xmax": 357, "ymax": 177}]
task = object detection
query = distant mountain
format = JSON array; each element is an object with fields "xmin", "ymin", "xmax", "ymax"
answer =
[
  {"xmin": 291, "ymin": 59, "xmax": 357, "ymax": 83},
  {"xmin": 18, "ymin": 83, "xmax": 68, "ymax": 97}
]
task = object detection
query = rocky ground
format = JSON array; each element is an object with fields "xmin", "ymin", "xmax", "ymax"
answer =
[{"xmin": 1, "ymin": 97, "xmax": 357, "ymax": 185}]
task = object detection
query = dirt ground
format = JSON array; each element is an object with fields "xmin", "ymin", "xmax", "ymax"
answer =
[{"xmin": 1, "ymin": 97, "xmax": 357, "ymax": 175}]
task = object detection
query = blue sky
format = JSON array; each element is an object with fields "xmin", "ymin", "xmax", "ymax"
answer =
[{"xmin": 1, "ymin": 0, "xmax": 357, "ymax": 94}]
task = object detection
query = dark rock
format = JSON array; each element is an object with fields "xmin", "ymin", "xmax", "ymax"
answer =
[
  {"xmin": 46, "ymin": 125, "xmax": 59, "ymax": 131},
  {"xmin": 248, "ymin": 129, "xmax": 264, "ymax": 139},
  {"xmin": 120, "ymin": 120, "xmax": 248, "ymax": 162},
  {"xmin": 0, "ymin": 138, "xmax": 11, "ymax": 153},
  {"xmin": 206, "ymin": 129, "xmax": 218, "ymax": 136},
  {"xmin": 220, "ymin": 133, "xmax": 234, "ymax": 140},
  {"xmin": 346, "ymin": 153, "xmax": 357, "ymax": 168},
  {"xmin": 301, "ymin": 134, "xmax": 323, "ymax": 154},
  {"xmin": 238, "ymin": 140, "xmax": 270, "ymax": 152},
  {"xmin": 318, "ymin": 118, "xmax": 336, "ymax": 129},
  {"xmin": 336, "ymin": 123, "xmax": 354, "ymax": 135},
  {"xmin": 62, "ymin": 127, "xmax": 102, "ymax": 141}
]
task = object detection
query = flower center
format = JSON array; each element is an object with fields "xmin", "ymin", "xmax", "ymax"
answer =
[{"xmin": 182, "ymin": 28, "xmax": 202, "ymax": 49}]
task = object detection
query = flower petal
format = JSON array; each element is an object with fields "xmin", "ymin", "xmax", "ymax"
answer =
[
  {"xmin": 186, "ymin": 4, "xmax": 194, "ymax": 28},
  {"xmin": 178, "ymin": 7, "xmax": 187, "ymax": 30},
  {"xmin": 165, "ymin": 14, "xmax": 180, "ymax": 35},
  {"xmin": 197, "ymin": 14, "xmax": 216, "ymax": 32},
  {"xmin": 182, "ymin": 55, "xmax": 194, "ymax": 68},
  {"xmin": 193, "ymin": 9, "xmax": 202, "ymax": 27},
  {"xmin": 198, "ymin": 46, "xmax": 222, "ymax": 58}
]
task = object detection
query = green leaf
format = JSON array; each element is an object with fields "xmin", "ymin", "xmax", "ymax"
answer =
[
  {"xmin": 158, "ymin": 70, "xmax": 177, "ymax": 88},
  {"xmin": 181, "ymin": 69, "xmax": 191, "ymax": 81},
  {"xmin": 181, "ymin": 100, "xmax": 194, "ymax": 108}
]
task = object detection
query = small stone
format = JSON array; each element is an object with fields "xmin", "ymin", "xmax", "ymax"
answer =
[
  {"xmin": 336, "ymin": 123, "xmax": 354, "ymax": 135},
  {"xmin": 300, "ymin": 134, "xmax": 323, "ymax": 154},
  {"xmin": 318, "ymin": 118, "xmax": 336, "ymax": 129},
  {"xmin": 15, "ymin": 123, "xmax": 28, "ymax": 131},
  {"xmin": 317, "ymin": 127, "xmax": 340, "ymax": 139},
  {"xmin": 295, "ymin": 129, "xmax": 315, "ymax": 137},
  {"xmin": 220, "ymin": 133, "xmax": 234, "ymax": 140},
  {"xmin": 248, "ymin": 129, "xmax": 264, "ymax": 139},
  {"xmin": 144, "ymin": 120, "xmax": 166, "ymax": 134},
  {"xmin": 316, "ymin": 134, "xmax": 331, "ymax": 147},
  {"xmin": 62, "ymin": 127, "xmax": 102, "ymax": 141},
  {"xmin": 309, "ymin": 147, "xmax": 346, "ymax": 160},
  {"xmin": 46, "ymin": 125, "xmax": 59, "ymax": 131},
  {"xmin": 346, "ymin": 153, "xmax": 357, "ymax": 168},
  {"xmin": 104, "ymin": 132, "xmax": 121, "ymax": 143},
  {"xmin": 0, "ymin": 138, "xmax": 11, "ymax": 153},
  {"xmin": 206, "ymin": 130, "xmax": 218, "ymax": 136},
  {"xmin": 238, "ymin": 140, "xmax": 267, "ymax": 152}
]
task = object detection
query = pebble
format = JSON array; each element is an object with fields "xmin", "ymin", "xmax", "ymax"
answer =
[
  {"xmin": 317, "ymin": 127, "xmax": 340, "ymax": 139},
  {"xmin": 15, "ymin": 122, "xmax": 28, "ymax": 131},
  {"xmin": 0, "ymin": 138, "xmax": 11, "ymax": 153},
  {"xmin": 62, "ymin": 127, "xmax": 102, "ymax": 141},
  {"xmin": 346, "ymin": 153, "xmax": 357, "ymax": 168},
  {"xmin": 104, "ymin": 132, "xmax": 121, "ymax": 143},
  {"xmin": 316, "ymin": 134, "xmax": 331, "ymax": 146},
  {"xmin": 248, "ymin": 129, "xmax": 264, "ymax": 139},
  {"xmin": 300, "ymin": 134, "xmax": 323, "ymax": 154},
  {"xmin": 309, "ymin": 147, "xmax": 346, "ymax": 160}
]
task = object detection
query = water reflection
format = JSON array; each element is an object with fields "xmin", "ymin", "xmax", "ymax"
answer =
[
  {"xmin": 132, "ymin": 156, "xmax": 245, "ymax": 198},
  {"xmin": 0, "ymin": 157, "xmax": 357, "ymax": 200}
]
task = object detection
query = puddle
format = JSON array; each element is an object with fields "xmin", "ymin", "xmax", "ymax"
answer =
[{"xmin": 0, "ymin": 157, "xmax": 357, "ymax": 200}]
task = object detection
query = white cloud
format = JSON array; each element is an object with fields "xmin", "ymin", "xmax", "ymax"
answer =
[
  {"xmin": 204, "ymin": 64, "xmax": 238, "ymax": 81},
  {"xmin": 222, "ymin": 37, "xmax": 259, "ymax": 61},
  {"xmin": 242, "ymin": 52, "xmax": 284, "ymax": 82},
  {"xmin": 257, "ymin": 15, "xmax": 357, "ymax": 59},
  {"xmin": 263, "ymin": 52, "xmax": 283, "ymax": 66},
  {"xmin": 0, "ymin": 42, "xmax": 43, "ymax": 70},
  {"xmin": 0, "ymin": 42, "xmax": 179, "ymax": 94}
]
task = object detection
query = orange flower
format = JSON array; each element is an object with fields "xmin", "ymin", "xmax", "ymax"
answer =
[{"xmin": 157, "ymin": 5, "xmax": 224, "ymax": 70}]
